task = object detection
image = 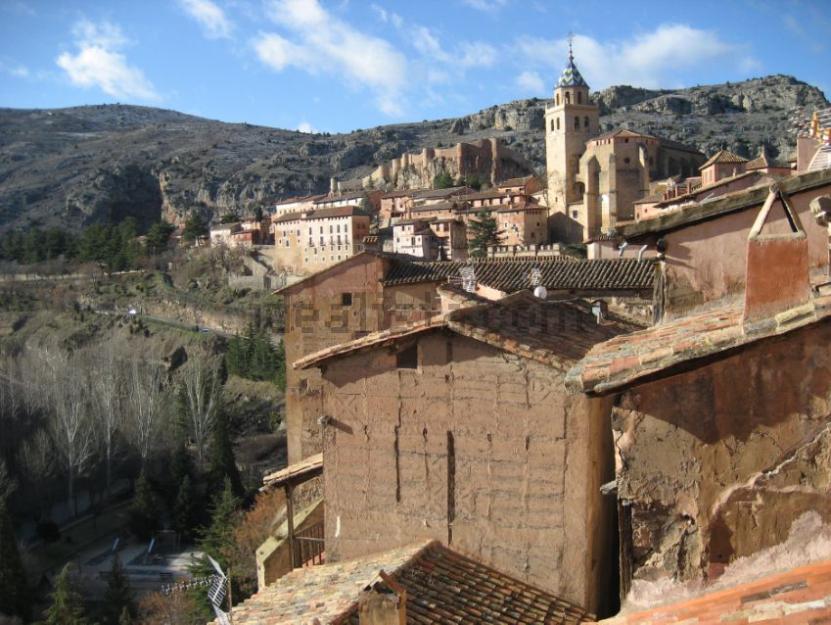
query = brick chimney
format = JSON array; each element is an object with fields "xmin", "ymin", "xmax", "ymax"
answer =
[
  {"xmin": 743, "ymin": 184, "xmax": 811, "ymax": 323},
  {"xmin": 358, "ymin": 572, "xmax": 406, "ymax": 625}
]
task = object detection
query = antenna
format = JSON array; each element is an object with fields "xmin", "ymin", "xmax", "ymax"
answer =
[
  {"xmin": 459, "ymin": 266, "xmax": 477, "ymax": 293},
  {"xmin": 529, "ymin": 267, "xmax": 542, "ymax": 287},
  {"xmin": 206, "ymin": 555, "xmax": 233, "ymax": 625}
]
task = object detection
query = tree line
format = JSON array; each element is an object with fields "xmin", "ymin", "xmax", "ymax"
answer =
[{"xmin": 0, "ymin": 218, "xmax": 176, "ymax": 272}]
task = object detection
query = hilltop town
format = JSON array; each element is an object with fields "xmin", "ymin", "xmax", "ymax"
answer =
[{"xmin": 3, "ymin": 44, "xmax": 831, "ymax": 625}]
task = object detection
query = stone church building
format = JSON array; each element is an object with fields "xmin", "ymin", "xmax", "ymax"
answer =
[{"xmin": 545, "ymin": 47, "xmax": 705, "ymax": 242}]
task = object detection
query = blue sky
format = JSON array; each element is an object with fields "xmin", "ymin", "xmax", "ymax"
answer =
[{"xmin": 0, "ymin": 0, "xmax": 829, "ymax": 134}]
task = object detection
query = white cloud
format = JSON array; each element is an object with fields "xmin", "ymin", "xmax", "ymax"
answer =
[
  {"xmin": 459, "ymin": 41, "xmax": 497, "ymax": 68},
  {"xmin": 371, "ymin": 4, "xmax": 403, "ymax": 29},
  {"xmin": 516, "ymin": 70, "xmax": 544, "ymax": 94},
  {"xmin": 56, "ymin": 19, "xmax": 159, "ymax": 101},
  {"xmin": 254, "ymin": 0, "xmax": 408, "ymax": 116},
  {"xmin": 462, "ymin": 0, "xmax": 508, "ymax": 11},
  {"xmin": 297, "ymin": 121, "xmax": 317, "ymax": 133},
  {"xmin": 514, "ymin": 25, "xmax": 758, "ymax": 90},
  {"xmin": 0, "ymin": 59, "xmax": 30, "ymax": 78},
  {"xmin": 179, "ymin": 0, "xmax": 233, "ymax": 39}
]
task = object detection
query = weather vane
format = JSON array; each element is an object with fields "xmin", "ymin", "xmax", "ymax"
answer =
[{"xmin": 567, "ymin": 31, "xmax": 574, "ymax": 61}]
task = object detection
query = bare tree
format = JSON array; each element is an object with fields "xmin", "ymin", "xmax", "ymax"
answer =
[
  {"xmin": 90, "ymin": 349, "xmax": 124, "ymax": 496},
  {"xmin": 44, "ymin": 352, "xmax": 97, "ymax": 516},
  {"xmin": 179, "ymin": 361, "xmax": 222, "ymax": 468},
  {"xmin": 126, "ymin": 360, "xmax": 164, "ymax": 466}
]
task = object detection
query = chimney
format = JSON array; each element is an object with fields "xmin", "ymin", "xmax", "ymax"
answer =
[
  {"xmin": 358, "ymin": 573, "xmax": 406, "ymax": 625},
  {"xmin": 330, "ymin": 177, "xmax": 337, "ymax": 197},
  {"xmin": 743, "ymin": 184, "xmax": 811, "ymax": 323}
]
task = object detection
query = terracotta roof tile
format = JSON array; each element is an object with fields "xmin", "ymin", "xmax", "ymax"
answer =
[
  {"xmin": 273, "ymin": 206, "xmax": 367, "ymax": 223},
  {"xmin": 295, "ymin": 291, "xmax": 638, "ymax": 370},
  {"xmin": 699, "ymin": 149, "xmax": 748, "ymax": 169},
  {"xmin": 261, "ymin": 453, "xmax": 323, "ymax": 490},
  {"xmin": 565, "ymin": 293, "xmax": 831, "ymax": 395},
  {"xmin": 224, "ymin": 541, "xmax": 593, "ymax": 625},
  {"xmin": 381, "ymin": 258, "xmax": 655, "ymax": 293},
  {"xmin": 412, "ymin": 186, "xmax": 472, "ymax": 200},
  {"xmin": 498, "ymin": 175, "xmax": 536, "ymax": 187}
]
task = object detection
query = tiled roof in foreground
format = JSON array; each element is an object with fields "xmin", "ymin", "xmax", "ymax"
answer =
[
  {"xmin": 596, "ymin": 558, "xmax": 831, "ymax": 625},
  {"xmin": 382, "ymin": 258, "xmax": 655, "ymax": 292},
  {"xmin": 295, "ymin": 291, "xmax": 639, "ymax": 370},
  {"xmin": 566, "ymin": 292, "xmax": 831, "ymax": 395},
  {"xmin": 223, "ymin": 540, "xmax": 593, "ymax": 625}
]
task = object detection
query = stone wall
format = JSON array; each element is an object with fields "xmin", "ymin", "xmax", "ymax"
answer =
[
  {"xmin": 611, "ymin": 320, "xmax": 831, "ymax": 590},
  {"xmin": 319, "ymin": 331, "xmax": 617, "ymax": 614}
]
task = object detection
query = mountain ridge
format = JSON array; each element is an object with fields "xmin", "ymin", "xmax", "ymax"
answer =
[{"xmin": 0, "ymin": 73, "xmax": 826, "ymax": 233}]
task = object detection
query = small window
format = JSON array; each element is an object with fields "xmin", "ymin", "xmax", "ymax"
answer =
[
  {"xmin": 556, "ymin": 117, "xmax": 560, "ymax": 130},
  {"xmin": 574, "ymin": 116, "xmax": 580, "ymax": 129},
  {"xmin": 550, "ymin": 119, "xmax": 555, "ymax": 131},
  {"xmin": 584, "ymin": 116, "xmax": 589, "ymax": 128},
  {"xmin": 341, "ymin": 292, "xmax": 352, "ymax": 306},
  {"xmin": 577, "ymin": 92, "xmax": 582, "ymax": 104},
  {"xmin": 396, "ymin": 343, "xmax": 418, "ymax": 369}
]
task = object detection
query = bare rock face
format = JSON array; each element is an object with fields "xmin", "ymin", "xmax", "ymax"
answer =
[{"xmin": 0, "ymin": 74, "xmax": 827, "ymax": 232}]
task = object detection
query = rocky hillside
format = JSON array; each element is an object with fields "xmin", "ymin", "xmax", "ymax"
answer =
[{"xmin": 0, "ymin": 74, "xmax": 826, "ymax": 233}]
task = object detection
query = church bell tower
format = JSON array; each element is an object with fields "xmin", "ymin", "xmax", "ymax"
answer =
[{"xmin": 545, "ymin": 41, "xmax": 599, "ymax": 222}]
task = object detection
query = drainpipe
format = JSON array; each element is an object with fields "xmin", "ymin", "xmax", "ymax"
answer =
[
  {"xmin": 637, "ymin": 245, "xmax": 648, "ymax": 262},
  {"xmin": 618, "ymin": 241, "xmax": 629, "ymax": 257}
]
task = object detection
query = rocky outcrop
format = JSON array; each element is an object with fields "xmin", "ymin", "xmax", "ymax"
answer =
[{"xmin": 0, "ymin": 75, "xmax": 827, "ymax": 232}]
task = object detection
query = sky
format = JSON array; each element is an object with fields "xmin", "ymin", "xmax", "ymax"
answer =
[{"xmin": 0, "ymin": 0, "xmax": 829, "ymax": 134}]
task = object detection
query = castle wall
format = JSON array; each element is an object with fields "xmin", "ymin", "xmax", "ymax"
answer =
[{"xmin": 320, "ymin": 331, "xmax": 617, "ymax": 615}]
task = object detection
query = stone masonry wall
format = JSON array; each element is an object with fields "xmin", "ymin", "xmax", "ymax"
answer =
[
  {"xmin": 320, "ymin": 331, "xmax": 616, "ymax": 614},
  {"xmin": 612, "ymin": 320, "xmax": 831, "ymax": 588}
]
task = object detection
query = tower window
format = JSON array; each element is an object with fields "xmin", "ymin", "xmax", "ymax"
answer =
[
  {"xmin": 565, "ymin": 92, "xmax": 571, "ymax": 104},
  {"xmin": 555, "ymin": 93, "xmax": 560, "ymax": 106},
  {"xmin": 577, "ymin": 92, "xmax": 583, "ymax": 104},
  {"xmin": 574, "ymin": 116, "xmax": 580, "ymax": 129},
  {"xmin": 584, "ymin": 116, "xmax": 589, "ymax": 129},
  {"xmin": 556, "ymin": 117, "xmax": 560, "ymax": 130},
  {"xmin": 550, "ymin": 119, "xmax": 555, "ymax": 131}
]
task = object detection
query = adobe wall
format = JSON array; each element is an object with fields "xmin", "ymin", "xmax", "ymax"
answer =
[
  {"xmin": 612, "ymin": 320, "xmax": 831, "ymax": 590},
  {"xmin": 319, "ymin": 331, "xmax": 617, "ymax": 614},
  {"xmin": 656, "ymin": 187, "xmax": 829, "ymax": 317},
  {"xmin": 283, "ymin": 255, "xmax": 390, "ymax": 463}
]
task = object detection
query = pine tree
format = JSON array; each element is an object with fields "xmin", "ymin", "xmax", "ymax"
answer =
[
  {"xmin": 433, "ymin": 171, "xmax": 454, "ymax": 189},
  {"xmin": 208, "ymin": 412, "xmax": 243, "ymax": 498},
  {"xmin": 103, "ymin": 555, "xmax": 133, "ymax": 625},
  {"xmin": 128, "ymin": 472, "xmax": 160, "ymax": 541},
  {"xmin": 468, "ymin": 210, "xmax": 503, "ymax": 258},
  {"xmin": 41, "ymin": 564, "xmax": 90, "ymax": 625},
  {"xmin": 0, "ymin": 498, "xmax": 30, "ymax": 620},
  {"xmin": 198, "ymin": 478, "xmax": 240, "ymax": 570},
  {"xmin": 173, "ymin": 475, "xmax": 196, "ymax": 542}
]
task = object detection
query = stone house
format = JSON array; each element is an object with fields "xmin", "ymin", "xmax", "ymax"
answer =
[
  {"xmin": 566, "ymin": 185, "xmax": 831, "ymax": 598},
  {"xmin": 278, "ymin": 253, "xmax": 656, "ymax": 465},
  {"xmin": 391, "ymin": 220, "xmax": 438, "ymax": 259},
  {"xmin": 698, "ymin": 149, "xmax": 748, "ymax": 187},
  {"xmin": 210, "ymin": 221, "xmax": 241, "ymax": 246},
  {"xmin": 498, "ymin": 174, "xmax": 544, "ymax": 195},
  {"xmin": 378, "ymin": 189, "xmax": 411, "ymax": 226},
  {"xmin": 295, "ymin": 291, "xmax": 639, "ymax": 615},
  {"xmin": 600, "ymin": 169, "xmax": 831, "ymax": 318},
  {"xmin": 271, "ymin": 206, "xmax": 370, "ymax": 275}
]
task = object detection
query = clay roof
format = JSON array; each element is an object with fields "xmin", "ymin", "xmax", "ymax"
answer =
[
  {"xmin": 273, "ymin": 206, "xmax": 367, "ymax": 224},
  {"xmin": 313, "ymin": 191, "xmax": 366, "ymax": 204},
  {"xmin": 412, "ymin": 186, "xmax": 472, "ymax": 200},
  {"xmin": 380, "ymin": 189, "xmax": 413, "ymax": 199},
  {"xmin": 410, "ymin": 200, "xmax": 461, "ymax": 212},
  {"xmin": 498, "ymin": 175, "xmax": 536, "ymax": 188},
  {"xmin": 565, "ymin": 293, "xmax": 831, "ymax": 395},
  {"xmin": 593, "ymin": 128, "xmax": 656, "ymax": 142},
  {"xmin": 381, "ymin": 258, "xmax": 655, "ymax": 293},
  {"xmin": 620, "ymin": 168, "xmax": 831, "ymax": 239},
  {"xmin": 261, "ymin": 453, "xmax": 322, "ymax": 490},
  {"xmin": 274, "ymin": 194, "xmax": 326, "ymax": 206},
  {"xmin": 699, "ymin": 149, "xmax": 748, "ymax": 170},
  {"xmin": 597, "ymin": 558, "xmax": 831, "ymax": 625},
  {"xmin": 459, "ymin": 189, "xmax": 507, "ymax": 201},
  {"xmin": 809, "ymin": 143, "xmax": 831, "ymax": 172},
  {"xmin": 224, "ymin": 540, "xmax": 592, "ymax": 625},
  {"xmin": 295, "ymin": 291, "xmax": 638, "ymax": 370}
]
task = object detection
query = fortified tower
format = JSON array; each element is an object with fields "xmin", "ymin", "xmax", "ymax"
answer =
[{"xmin": 545, "ymin": 43, "xmax": 599, "ymax": 223}]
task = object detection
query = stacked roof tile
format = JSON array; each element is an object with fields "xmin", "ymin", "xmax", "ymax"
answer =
[
  {"xmin": 381, "ymin": 258, "xmax": 655, "ymax": 293},
  {"xmin": 222, "ymin": 540, "xmax": 593, "ymax": 625},
  {"xmin": 699, "ymin": 149, "xmax": 748, "ymax": 170}
]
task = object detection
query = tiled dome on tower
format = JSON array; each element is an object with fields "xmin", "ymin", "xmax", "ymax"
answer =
[{"xmin": 557, "ymin": 43, "xmax": 588, "ymax": 89}]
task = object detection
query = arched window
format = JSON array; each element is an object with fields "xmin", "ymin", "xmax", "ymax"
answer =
[
  {"xmin": 574, "ymin": 116, "xmax": 580, "ymax": 129},
  {"xmin": 550, "ymin": 119, "xmax": 555, "ymax": 131},
  {"xmin": 555, "ymin": 93, "xmax": 560, "ymax": 106},
  {"xmin": 565, "ymin": 92, "xmax": 571, "ymax": 104},
  {"xmin": 556, "ymin": 117, "xmax": 560, "ymax": 130},
  {"xmin": 577, "ymin": 92, "xmax": 582, "ymax": 104},
  {"xmin": 584, "ymin": 116, "xmax": 589, "ymax": 129}
]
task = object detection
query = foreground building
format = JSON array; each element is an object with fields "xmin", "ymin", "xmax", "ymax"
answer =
[{"xmin": 296, "ymin": 292, "xmax": 637, "ymax": 614}]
